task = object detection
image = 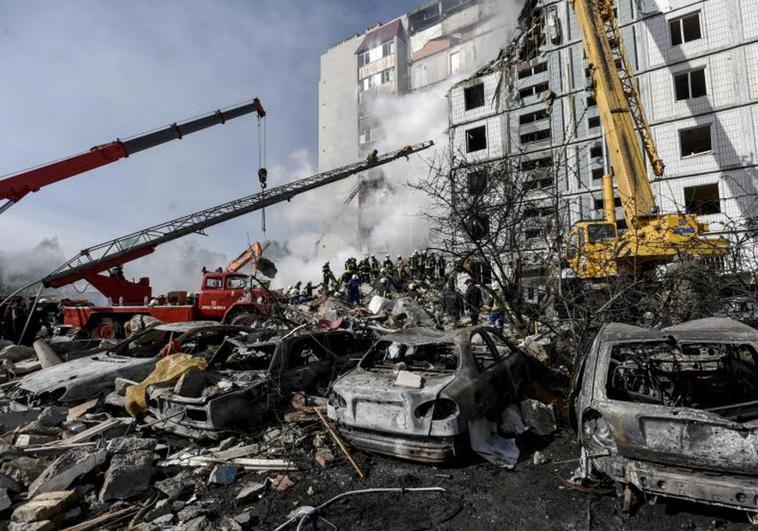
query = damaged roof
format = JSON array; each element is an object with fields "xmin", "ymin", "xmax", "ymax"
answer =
[{"xmin": 356, "ymin": 19, "xmax": 402, "ymax": 54}]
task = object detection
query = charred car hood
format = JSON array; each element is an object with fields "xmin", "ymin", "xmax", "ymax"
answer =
[
  {"xmin": 329, "ymin": 368, "xmax": 456, "ymax": 436},
  {"xmin": 20, "ymin": 353, "xmax": 157, "ymax": 403}
]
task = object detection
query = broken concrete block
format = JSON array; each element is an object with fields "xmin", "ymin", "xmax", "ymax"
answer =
[
  {"xmin": 14, "ymin": 435, "xmax": 57, "ymax": 447},
  {"xmin": 32, "ymin": 340, "xmax": 62, "ymax": 369},
  {"xmin": 0, "ymin": 457, "xmax": 47, "ymax": 488},
  {"xmin": 208, "ymin": 464, "xmax": 236, "ymax": 486},
  {"xmin": 155, "ymin": 471, "xmax": 192, "ymax": 500},
  {"xmin": 174, "ymin": 369, "xmax": 205, "ymax": 398},
  {"xmin": 314, "ymin": 448, "xmax": 335, "ymax": 468},
  {"xmin": 183, "ymin": 515, "xmax": 213, "ymax": 531},
  {"xmin": 177, "ymin": 504, "xmax": 210, "ymax": 522},
  {"xmin": 37, "ymin": 407, "xmax": 68, "ymax": 428},
  {"xmin": 9, "ymin": 520, "xmax": 56, "ymax": 531},
  {"xmin": 106, "ymin": 436, "xmax": 157, "ymax": 454},
  {"xmin": 151, "ymin": 513, "xmax": 174, "ymax": 526},
  {"xmin": 113, "ymin": 377, "xmax": 137, "ymax": 396},
  {"xmin": 11, "ymin": 490, "xmax": 76, "ymax": 522},
  {"xmin": 520, "ymin": 399, "xmax": 557, "ymax": 437},
  {"xmin": 394, "ymin": 370, "xmax": 423, "ymax": 388},
  {"xmin": 99, "ymin": 450, "xmax": 154, "ymax": 501},
  {"xmin": 236, "ymin": 481, "xmax": 267, "ymax": 501},
  {"xmin": 234, "ymin": 511, "xmax": 253, "ymax": 525},
  {"xmin": 28, "ymin": 449, "xmax": 106, "ymax": 498},
  {"xmin": 532, "ymin": 451, "xmax": 549, "ymax": 466}
]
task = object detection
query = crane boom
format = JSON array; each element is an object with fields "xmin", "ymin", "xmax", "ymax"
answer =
[
  {"xmin": 42, "ymin": 141, "xmax": 433, "ymax": 301},
  {"xmin": 572, "ymin": 0, "xmax": 658, "ymax": 224},
  {"xmin": 0, "ymin": 98, "xmax": 266, "ymax": 213}
]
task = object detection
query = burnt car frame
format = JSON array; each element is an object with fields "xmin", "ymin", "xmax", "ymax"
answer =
[
  {"xmin": 147, "ymin": 329, "xmax": 370, "ymax": 438},
  {"xmin": 327, "ymin": 326, "xmax": 530, "ymax": 463},
  {"xmin": 19, "ymin": 322, "xmax": 246, "ymax": 403},
  {"xmin": 572, "ymin": 318, "xmax": 758, "ymax": 518}
]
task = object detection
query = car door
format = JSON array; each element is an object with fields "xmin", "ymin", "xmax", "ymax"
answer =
[
  {"xmin": 280, "ymin": 336, "xmax": 332, "ymax": 394},
  {"xmin": 468, "ymin": 329, "xmax": 507, "ymax": 418}
]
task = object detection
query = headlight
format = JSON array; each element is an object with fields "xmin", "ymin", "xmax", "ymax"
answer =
[
  {"xmin": 414, "ymin": 399, "xmax": 459, "ymax": 420},
  {"xmin": 582, "ymin": 412, "xmax": 617, "ymax": 450},
  {"xmin": 328, "ymin": 392, "xmax": 346, "ymax": 408}
]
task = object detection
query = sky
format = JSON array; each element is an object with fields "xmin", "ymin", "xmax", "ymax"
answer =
[{"xmin": 0, "ymin": 0, "xmax": 521, "ymax": 295}]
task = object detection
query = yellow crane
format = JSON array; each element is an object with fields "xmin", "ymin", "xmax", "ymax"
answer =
[{"xmin": 566, "ymin": 0, "xmax": 729, "ymax": 278}]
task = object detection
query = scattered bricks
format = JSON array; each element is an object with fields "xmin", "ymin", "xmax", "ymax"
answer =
[
  {"xmin": 11, "ymin": 490, "xmax": 76, "ymax": 523},
  {"xmin": 314, "ymin": 448, "xmax": 335, "ymax": 468},
  {"xmin": 236, "ymin": 481, "xmax": 267, "ymax": 501},
  {"xmin": 99, "ymin": 449, "xmax": 155, "ymax": 501},
  {"xmin": 37, "ymin": 407, "xmax": 68, "ymax": 428},
  {"xmin": 0, "ymin": 457, "xmax": 47, "ymax": 488},
  {"xmin": 520, "ymin": 399, "xmax": 557, "ymax": 437},
  {"xmin": 28, "ymin": 449, "xmax": 106, "ymax": 498},
  {"xmin": 208, "ymin": 464, "xmax": 237, "ymax": 486},
  {"xmin": 174, "ymin": 369, "xmax": 205, "ymax": 398},
  {"xmin": 270, "ymin": 474, "xmax": 295, "ymax": 492}
]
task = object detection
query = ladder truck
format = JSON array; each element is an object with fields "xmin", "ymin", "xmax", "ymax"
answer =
[
  {"xmin": 42, "ymin": 141, "xmax": 433, "ymax": 338},
  {"xmin": 566, "ymin": 0, "xmax": 729, "ymax": 278},
  {"xmin": 0, "ymin": 98, "xmax": 266, "ymax": 214}
]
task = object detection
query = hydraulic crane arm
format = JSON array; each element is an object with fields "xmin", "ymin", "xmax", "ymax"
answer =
[
  {"xmin": 227, "ymin": 242, "xmax": 264, "ymax": 273},
  {"xmin": 42, "ymin": 141, "xmax": 433, "ymax": 300},
  {"xmin": 0, "ymin": 98, "xmax": 266, "ymax": 214},
  {"xmin": 572, "ymin": 0, "xmax": 661, "ymax": 225}
]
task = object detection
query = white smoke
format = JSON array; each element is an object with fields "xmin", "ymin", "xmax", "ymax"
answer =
[{"xmin": 0, "ymin": 237, "xmax": 66, "ymax": 290}]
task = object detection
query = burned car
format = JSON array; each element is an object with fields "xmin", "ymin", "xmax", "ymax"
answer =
[
  {"xmin": 327, "ymin": 327, "xmax": 530, "ymax": 463},
  {"xmin": 147, "ymin": 329, "xmax": 371, "ymax": 438},
  {"xmin": 19, "ymin": 322, "xmax": 246, "ymax": 403},
  {"xmin": 573, "ymin": 318, "xmax": 758, "ymax": 517}
]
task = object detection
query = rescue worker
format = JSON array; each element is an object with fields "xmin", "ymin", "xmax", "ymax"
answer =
[
  {"xmin": 370, "ymin": 255, "xmax": 380, "ymax": 280},
  {"xmin": 488, "ymin": 284, "xmax": 506, "ymax": 328},
  {"xmin": 367, "ymin": 149, "xmax": 378, "ymax": 165},
  {"xmin": 377, "ymin": 277, "xmax": 392, "ymax": 297},
  {"xmin": 410, "ymin": 250, "xmax": 420, "ymax": 278},
  {"xmin": 346, "ymin": 274, "xmax": 362, "ymax": 304},
  {"xmin": 437, "ymin": 254, "xmax": 446, "ymax": 280},
  {"xmin": 383, "ymin": 254, "xmax": 394, "ymax": 272},
  {"xmin": 303, "ymin": 281, "xmax": 314, "ymax": 298},
  {"xmin": 425, "ymin": 252, "xmax": 437, "ymax": 281},
  {"xmin": 395, "ymin": 255, "xmax": 407, "ymax": 280},
  {"xmin": 359, "ymin": 258, "xmax": 371, "ymax": 283},
  {"xmin": 322, "ymin": 262, "xmax": 336, "ymax": 292},
  {"xmin": 407, "ymin": 283, "xmax": 420, "ymax": 302},
  {"xmin": 442, "ymin": 280, "xmax": 463, "ymax": 322},
  {"xmin": 464, "ymin": 278, "xmax": 483, "ymax": 325}
]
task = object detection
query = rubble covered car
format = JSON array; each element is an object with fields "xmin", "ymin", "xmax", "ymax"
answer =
[
  {"xmin": 147, "ymin": 329, "xmax": 371, "ymax": 436},
  {"xmin": 327, "ymin": 327, "xmax": 530, "ymax": 463},
  {"xmin": 572, "ymin": 318, "xmax": 758, "ymax": 515},
  {"xmin": 19, "ymin": 322, "xmax": 246, "ymax": 402}
]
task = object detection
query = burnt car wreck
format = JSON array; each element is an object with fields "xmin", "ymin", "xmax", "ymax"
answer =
[
  {"xmin": 327, "ymin": 327, "xmax": 532, "ymax": 463},
  {"xmin": 573, "ymin": 318, "xmax": 758, "ymax": 518},
  {"xmin": 148, "ymin": 329, "xmax": 371, "ymax": 439}
]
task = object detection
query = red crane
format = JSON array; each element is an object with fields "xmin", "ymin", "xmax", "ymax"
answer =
[{"xmin": 0, "ymin": 98, "xmax": 266, "ymax": 214}]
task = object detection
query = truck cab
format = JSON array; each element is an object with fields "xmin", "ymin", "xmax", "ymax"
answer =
[{"xmin": 196, "ymin": 272, "xmax": 282, "ymax": 324}]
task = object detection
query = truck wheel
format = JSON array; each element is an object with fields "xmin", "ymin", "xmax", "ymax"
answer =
[{"xmin": 231, "ymin": 313, "xmax": 263, "ymax": 328}]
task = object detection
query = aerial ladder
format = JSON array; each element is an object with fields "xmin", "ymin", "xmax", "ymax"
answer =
[
  {"xmin": 0, "ymin": 98, "xmax": 266, "ymax": 214},
  {"xmin": 566, "ymin": 0, "xmax": 729, "ymax": 278},
  {"xmin": 39, "ymin": 141, "xmax": 433, "ymax": 303}
]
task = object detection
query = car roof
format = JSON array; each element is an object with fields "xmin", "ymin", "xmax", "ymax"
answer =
[
  {"xmin": 153, "ymin": 321, "xmax": 223, "ymax": 333},
  {"xmin": 598, "ymin": 318, "xmax": 758, "ymax": 343}
]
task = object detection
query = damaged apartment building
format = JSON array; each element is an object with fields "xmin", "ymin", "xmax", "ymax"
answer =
[
  {"xmin": 448, "ymin": 0, "xmax": 758, "ymax": 263},
  {"xmin": 317, "ymin": 0, "xmax": 512, "ymax": 258}
]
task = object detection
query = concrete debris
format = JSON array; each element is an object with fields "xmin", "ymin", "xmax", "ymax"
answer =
[
  {"xmin": 270, "ymin": 474, "xmax": 295, "ymax": 492},
  {"xmin": 236, "ymin": 481, "xmax": 267, "ymax": 501},
  {"xmin": 314, "ymin": 448, "xmax": 335, "ymax": 468},
  {"xmin": 31, "ymin": 340, "xmax": 61, "ymax": 370},
  {"xmin": 532, "ymin": 451, "xmax": 549, "ymax": 466},
  {"xmin": 28, "ymin": 449, "xmax": 106, "ymax": 498},
  {"xmin": 36, "ymin": 407, "xmax": 67, "ymax": 428},
  {"xmin": 520, "ymin": 399, "xmax": 557, "ymax": 437},
  {"xmin": 0, "ymin": 488, "xmax": 10, "ymax": 512},
  {"xmin": 207, "ymin": 464, "xmax": 237, "ymax": 486},
  {"xmin": 11, "ymin": 489, "xmax": 76, "ymax": 523},
  {"xmin": 99, "ymin": 438, "xmax": 156, "ymax": 500}
]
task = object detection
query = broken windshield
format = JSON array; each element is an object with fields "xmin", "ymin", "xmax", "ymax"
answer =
[
  {"xmin": 606, "ymin": 341, "xmax": 758, "ymax": 420},
  {"xmin": 362, "ymin": 340, "xmax": 458, "ymax": 372}
]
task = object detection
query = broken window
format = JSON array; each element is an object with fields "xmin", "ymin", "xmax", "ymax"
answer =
[
  {"xmin": 593, "ymin": 197, "xmax": 621, "ymax": 210},
  {"xmin": 521, "ymin": 156, "xmax": 553, "ymax": 171},
  {"xmin": 519, "ymin": 109, "xmax": 550, "ymax": 125},
  {"xmin": 606, "ymin": 342, "xmax": 758, "ymax": 419},
  {"xmin": 517, "ymin": 61, "xmax": 548, "ymax": 80},
  {"xmin": 471, "ymin": 331, "xmax": 499, "ymax": 371},
  {"xmin": 464, "ymin": 83, "xmax": 485, "ymax": 110},
  {"xmin": 684, "ymin": 183, "xmax": 721, "ymax": 215},
  {"xmin": 466, "ymin": 125, "xmax": 487, "ymax": 152},
  {"xmin": 670, "ymin": 12, "xmax": 702, "ymax": 46},
  {"xmin": 519, "ymin": 82, "xmax": 549, "ymax": 99},
  {"xmin": 381, "ymin": 68, "xmax": 394, "ymax": 84},
  {"xmin": 680, "ymin": 124, "xmax": 712, "ymax": 156},
  {"xmin": 591, "ymin": 168, "xmax": 605, "ymax": 181},
  {"xmin": 287, "ymin": 338, "xmax": 330, "ymax": 369},
  {"xmin": 524, "ymin": 176, "xmax": 555, "ymax": 191},
  {"xmin": 382, "ymin": 41, "xmax": 393, "ymax": 57},
  {"xmin": 520, "ymin": 129, "xmax": 550, "ymax": 144},
  {"xmin": 358, "ymin": 50, "xmax": 371, "ymax": 67},
  {"xmin": 467, "ymin": 170, "xmax": 487, "ymax": 195},
  {"xmin": 590, "ymin": 143, "xmax": 603, "ymax": 158},
  {"xmin": 587, "ymin": 96, "xmax": 597, "ymax": 107},
  {"xmin": 463, "ymin": 213, "xmax": 490, "ymax": 241},
  {"xmin": 674, "ymin": 69, "xmax": 707, "ymax": 101},
  {"xmin": 362, "ymin": 340, "xmax": 459, "ymax": 372},
  {"xmin": 588, "ymin": 116, "xmax": 601, "ymax": 129},
  {"xmin": 525, "ymin": 228, "xmax": 543, "ymax": 240}
]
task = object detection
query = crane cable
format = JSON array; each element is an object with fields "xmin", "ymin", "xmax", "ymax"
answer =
[{"xmin": 257, "ymin": 114, "xmax": 268, "ymax": 237}]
